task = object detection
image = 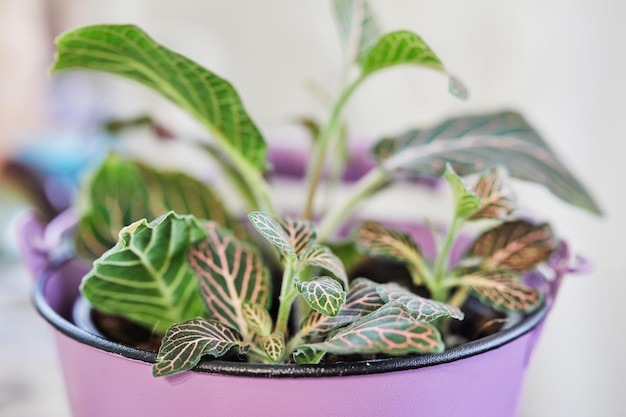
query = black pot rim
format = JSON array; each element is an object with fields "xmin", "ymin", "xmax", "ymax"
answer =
[{"xmin": 34, "ymin": 270, "xmax": 549, "ymax": 378}]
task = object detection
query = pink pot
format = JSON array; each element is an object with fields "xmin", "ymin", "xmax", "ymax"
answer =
[{"xmin": 20, "ymin": 211, "xmax": 550, "ymax": 417}]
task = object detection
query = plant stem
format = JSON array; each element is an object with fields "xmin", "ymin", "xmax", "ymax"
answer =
[
  {"xmin": 317, "ymin": 167, "xmax": 388, "ymax": 242},
  {"xmin": 431, "ymin": 217, "xmax": 463, "ymax": 302},
  {"xmin": 302, "ymin": 75, "xmax": 365, "ymax": 220},
  {"xmin": 274, "ymin": 258, "xmax": 298, "ymax": 335}
]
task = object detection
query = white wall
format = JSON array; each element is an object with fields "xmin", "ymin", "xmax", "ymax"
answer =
[{"xmin": 44, "ymin": 1, "xmax": 626, "ymax": 415}]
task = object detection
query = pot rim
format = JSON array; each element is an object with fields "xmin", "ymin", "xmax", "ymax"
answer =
[{"xmin": 34, "ymin": 268, "xmax": 548, "ymax": 378}]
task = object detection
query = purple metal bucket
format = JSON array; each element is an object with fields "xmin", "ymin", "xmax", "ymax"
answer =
[{"xmin": 20, "ymin": 211, "xmax": 548, "ymax": 417}]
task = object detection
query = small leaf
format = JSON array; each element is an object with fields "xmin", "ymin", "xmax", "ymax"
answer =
[
  {"xmin": 360, "ymin": 30, "xmax": 445, "ymax": 75},
  {"xmin": 373, "ymin": 111, "xmax": 602, "ymax": 215},
  {"xmin": 297, "ymin": 245, "xmax": 348, "ymax": 288},
  {"xmin": 295, "ymin": 276, "xmax": 346, "ymax": 317},
  {"xmin": 333, "ymin": 0, "xmax": 381, "ymax": 62},
  {"xmin": 469, "ymin": 168, "xmax": 517, "ymax": 220},
  {"xmin": 443, "ymin": 164, "xmax": 482, "ymax": 219},
  {"xmin": 277, "ymin": 216, "xmax": 317, "ymax": 256},
  {"xmin": 353, "ymin": 221, "xmax": 425, "ymax": 280},
  {"xmin": 300, "ymin": 277, "xmax": 384, "ymax": 338},
  {"xmin": 80, "ymin": 212, "xmax": 208, "ymax": 334},
  {"xmin": 461, "ymin": 271, "xmax": 543, "ymax": 312},
  {"xmin": 448, "ymin": 74, "xmax": 469, "ymax": 100},
  {"xmin": 376, "ymin": 282, "xmax": 464, "ymax": 322},
  {"xmin": 467, "ymin": 220, "xmax": 555, "ymax": 272},
  {"xmin": 153, "ymin": 318, "xmax": 242, "ymax": 377},
  {"xmin": 242, "ymin": 301, "xmax": 272, "ymax": 337},
  {"xmin": 52, "ymin": 24, "xmax": 267, "ymax": 170},
  {"xmin": 302, "ymin": 302, "xmax": 444, "ymax": 356},
  {"xmin": 248, "ymin": 211, "xmax": 295, "ymax": 255},
  {"xmin": 189, "ymin": 222, "xmax": 271, "ymax": 338},
  {"xmin": 262, "ymin": 332, "xmax": 285, "ymax": 363},
  {"xmin": 293, "ymin": 345, "xmax": 326, "ymax": 365}
]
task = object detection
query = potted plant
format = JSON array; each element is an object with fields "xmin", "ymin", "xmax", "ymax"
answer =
[{"xmin": 19, "ymin": 2, "xmax": 599, "ymax": 416}]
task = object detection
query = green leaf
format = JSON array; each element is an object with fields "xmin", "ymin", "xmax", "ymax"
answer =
[
  {"xmin": 153, "ymin": 318, "xmax": 243, "ymax": 377},
  {"xmin": 461, "ymin": 271, "xmax": 543, "ymax": 312},
  {"xmin": 248, "ymin": 211, "xmax": 295, "ymax": 256},
  {"xmin": 300, "ymin": 277, "xmax": 384, "ymax": 338},
  {"xmin": 297, "ymin": 245, "xmax": 348, "ymax": 288},
  {"xmin": 296, "ymin": 276, "xmax": 346, "ymax": 317},
  {"xmin": 466, "ymin": 220, "xmax": 555, "ymax": 272},
  {"xmin": 74, "ymin": 154, "xmax": 242, "ymax": 259},
  {"xmin": 261, "ymin": 332, "xmax": 285, "ymax": 363},
  {"xmin": 189, "ymin": 222, "xmax": 271, "ymax": 338},
  {"xmin": 242, "ymin": 301, "xmax": 273, "ymax": 337},
  {"xmin": 293, "ymin": 345, "xmax": 326, "ymax": 365},
  {"xmin": 302, "ymin": 302, "xmax": 444, "ymax": 356},
  {"xmin": 353, "ymin": 221, "xmax": 426, "ymax": 282},
  {"xmin": 52, "ymin": 24, "xmax": 267, "ymax": 170},
  {"xmin": 277, "ymin": 216, "xmax": 317, "ymax": 256},
  {"xmin": 333, "ymin": 0, "xmax": 381, "ymax": 62},
  {"xmin": 360, "ymin": 30, "xmax": 445, "ymax": 75},
  {"xmin": 443, "ymin": 164, "xmax": 482, "ymax": 219},
  {"xmin": 373, "ymin": 111, "xmax": 602, "ymax": 215},
  {"xmin": 80, "ymin": 212, "xmax": 208, "ymax": 334},
  {"xmin": 376, "ymin": 282, "xmax": 464, "ymax": 322},
  {"xmin": 469, "ymin": 168, "xmax": 517, "ymax": 220}
]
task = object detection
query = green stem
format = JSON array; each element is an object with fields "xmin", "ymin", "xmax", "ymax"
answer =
[
  {"xmin": 431, "ymin": 217, "xmax": 463, "ymax": 302},
  {"xmin": 317, "ymin": 167, "xmax": 388, "ymax": 242},
  {"xmin": 274, "ymin": 258, "xmax": 298, "ymax": 335},
  {"xmin": 283, "ymin": 331, "xmax": 305, "ymax": 361},
  {"xmin": 302, "ymin": 75, "xmax": 365, "ymax": 219}
]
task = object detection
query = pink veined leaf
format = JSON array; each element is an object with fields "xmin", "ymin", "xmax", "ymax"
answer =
[
  {"xmin": 303, "ymin": 302, "xmax": 444, "ymax": 356},
  {"xmin": 242, "ymin": 301, "xmax": 273, "ymax": 337},
  {"xmin": 376, "ymin": 282, "xmax": 464, "ymax": 322},
  {"xmin": 466, "ymin": 220, "xmax": 555, "ymax": 272},
  {"xmin": 461, "ymin": 270, "xmax": 543, "ymax": 312},
  {"xmin": 262, "ymin": 332, "xmax": 285, "ymax": 363},
  {"xmin": 300, "ymin": 278, "xmax": 384, "ymax": 338},
  {"xmin": 278, "ymin": 216, "xmax": 317, "ymax": 256},
  {"xmin": 469, "ymin": 168, "xmax": 517, "ymax": 220},
  {"xmin": 297, "ymin": 245, "xmax": 348, "ymax": 288},
  {"xmin": 295, "ymin": 276, "xmax": 346, "ymax": 317},
  {"xmin": 248, "ymin": 211, "xmax": 295, "ymax": 255},
  {"xmin": 189, "ymin": 222, "xmax": 270, "ymax": 338},
  {"xmin": 153, "ymin": 318, "xmax": 242, "ymax": 377}
]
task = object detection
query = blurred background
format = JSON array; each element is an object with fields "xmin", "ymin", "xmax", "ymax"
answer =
[{"xmin": 1, "ymin": 0, "xmax": 623, "ymax": 416}]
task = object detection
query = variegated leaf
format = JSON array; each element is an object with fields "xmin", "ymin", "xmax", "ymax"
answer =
[
  {"xmin": 443, "ymin": 164, "xmax": 481, "ymax": 219},
  {"xmin": 297, "ymin": 245, "xmax": 348, "ymax": 288},
  {"xmin": 277, "ymin": 216, "xmax": 317, "ymax": 256},
  {"xmin": 242, "ymin": 301, "xmax": 272, "ymax": 337},
  {"xmin": 80, "ymin": 212, "xmax": 208, "ymax": 334},
  {"xmin": 373, "ymin": 111, "xmax": 602, "ymax": 215},
  {"xmin": 302, "ymin": 302, "xmax": 444, "ymax": 356},
  {"xmin": 353, "ymin": 221, "xmax": 425, "ymax": 279},
  {"xmin": 262, "ymin": 332, "xmax": 285, "ymax": 363},
  {"xmin": 52, "ymin": 25, "xmax": 267, "ymax": 171},
  {"xmin": 376, "ymin": 282, "xmax": 464, "ymax": 322},
  {"xmin": 293, "ymin": 345, "xmax": 326, "ymax": 365},
  {"xmin": 189, "ymin": 222, "xmax": 270, "ymax": 338},
  {"xmin": 295, "ymin": 276, "xmax": 346, "ymax": 317},
  {"xmin": 300, "ymin": 277, "xmax": 384, "ymax": 338},
  {"xmin": 469, "ymin": 168, "xmax": 517, "ymax": 220},
  {"xmin": 461, "ymin": 271, "xmax": 543, "ymax": 312},
  {"xmin": 466, "ymin": 220, "xmax": 555, "ymax": 272},
  {"xmin": 153, "ymin": 318, "xmax": 242, "ymax": 377},
  {"xmin": 332, "ymin": 0, "xmax": 381, "ymax": 62},
  {"xmin": 74, "ymin": 154, "xmax": 242, "ymax": 260},
  {"xmin": 248, "ymin": 211, "xmax": 295, "ymax": 255}
]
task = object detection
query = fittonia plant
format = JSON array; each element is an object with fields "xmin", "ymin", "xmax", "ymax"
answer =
[{"xmin": 50, "ymin": 1, "xmax": 600, "ymax": 377}]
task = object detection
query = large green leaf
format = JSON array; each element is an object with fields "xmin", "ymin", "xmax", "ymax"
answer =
[
  {"xmin": 466, "ymin": 220, "xmax": 555, "ymax": 272},
  {"xmin": 332, "ymin": 0, "xmax": 381, "ymax": 62},
  {"xmin": 153, "ymin": 318, "xmax": 243, "ymax": 377},
  {"xmin": 189, "ymin": 222, "xmax": 271, "ymax": 338},
  {"xmin": 376, "ymin": 282, "xmax": 464, "ymax": 322},
  {"xmin": 295, "ymin": 276, "xmax": 346, "ymax": 317},
  {"xmin": 74, "ymin": 154, "xmax": 242, "ymax": 259},
  {"xmin": 80, "ymin": 212, "xmax": 208, "ymax": 334},
  {"xmin": 300, "ymin": 302, "xmax": 444, "ymax": 356},
  {"xmin": 460, "ymin": 271, "xmax": 543, "ymax": 312},
  {"xmin": 51, "ymin": 24, "xmax": 267, "ymax": 170},
  {"xmin": 373, "ymin": 111, "xmax": 602, "ymax": 215}
]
